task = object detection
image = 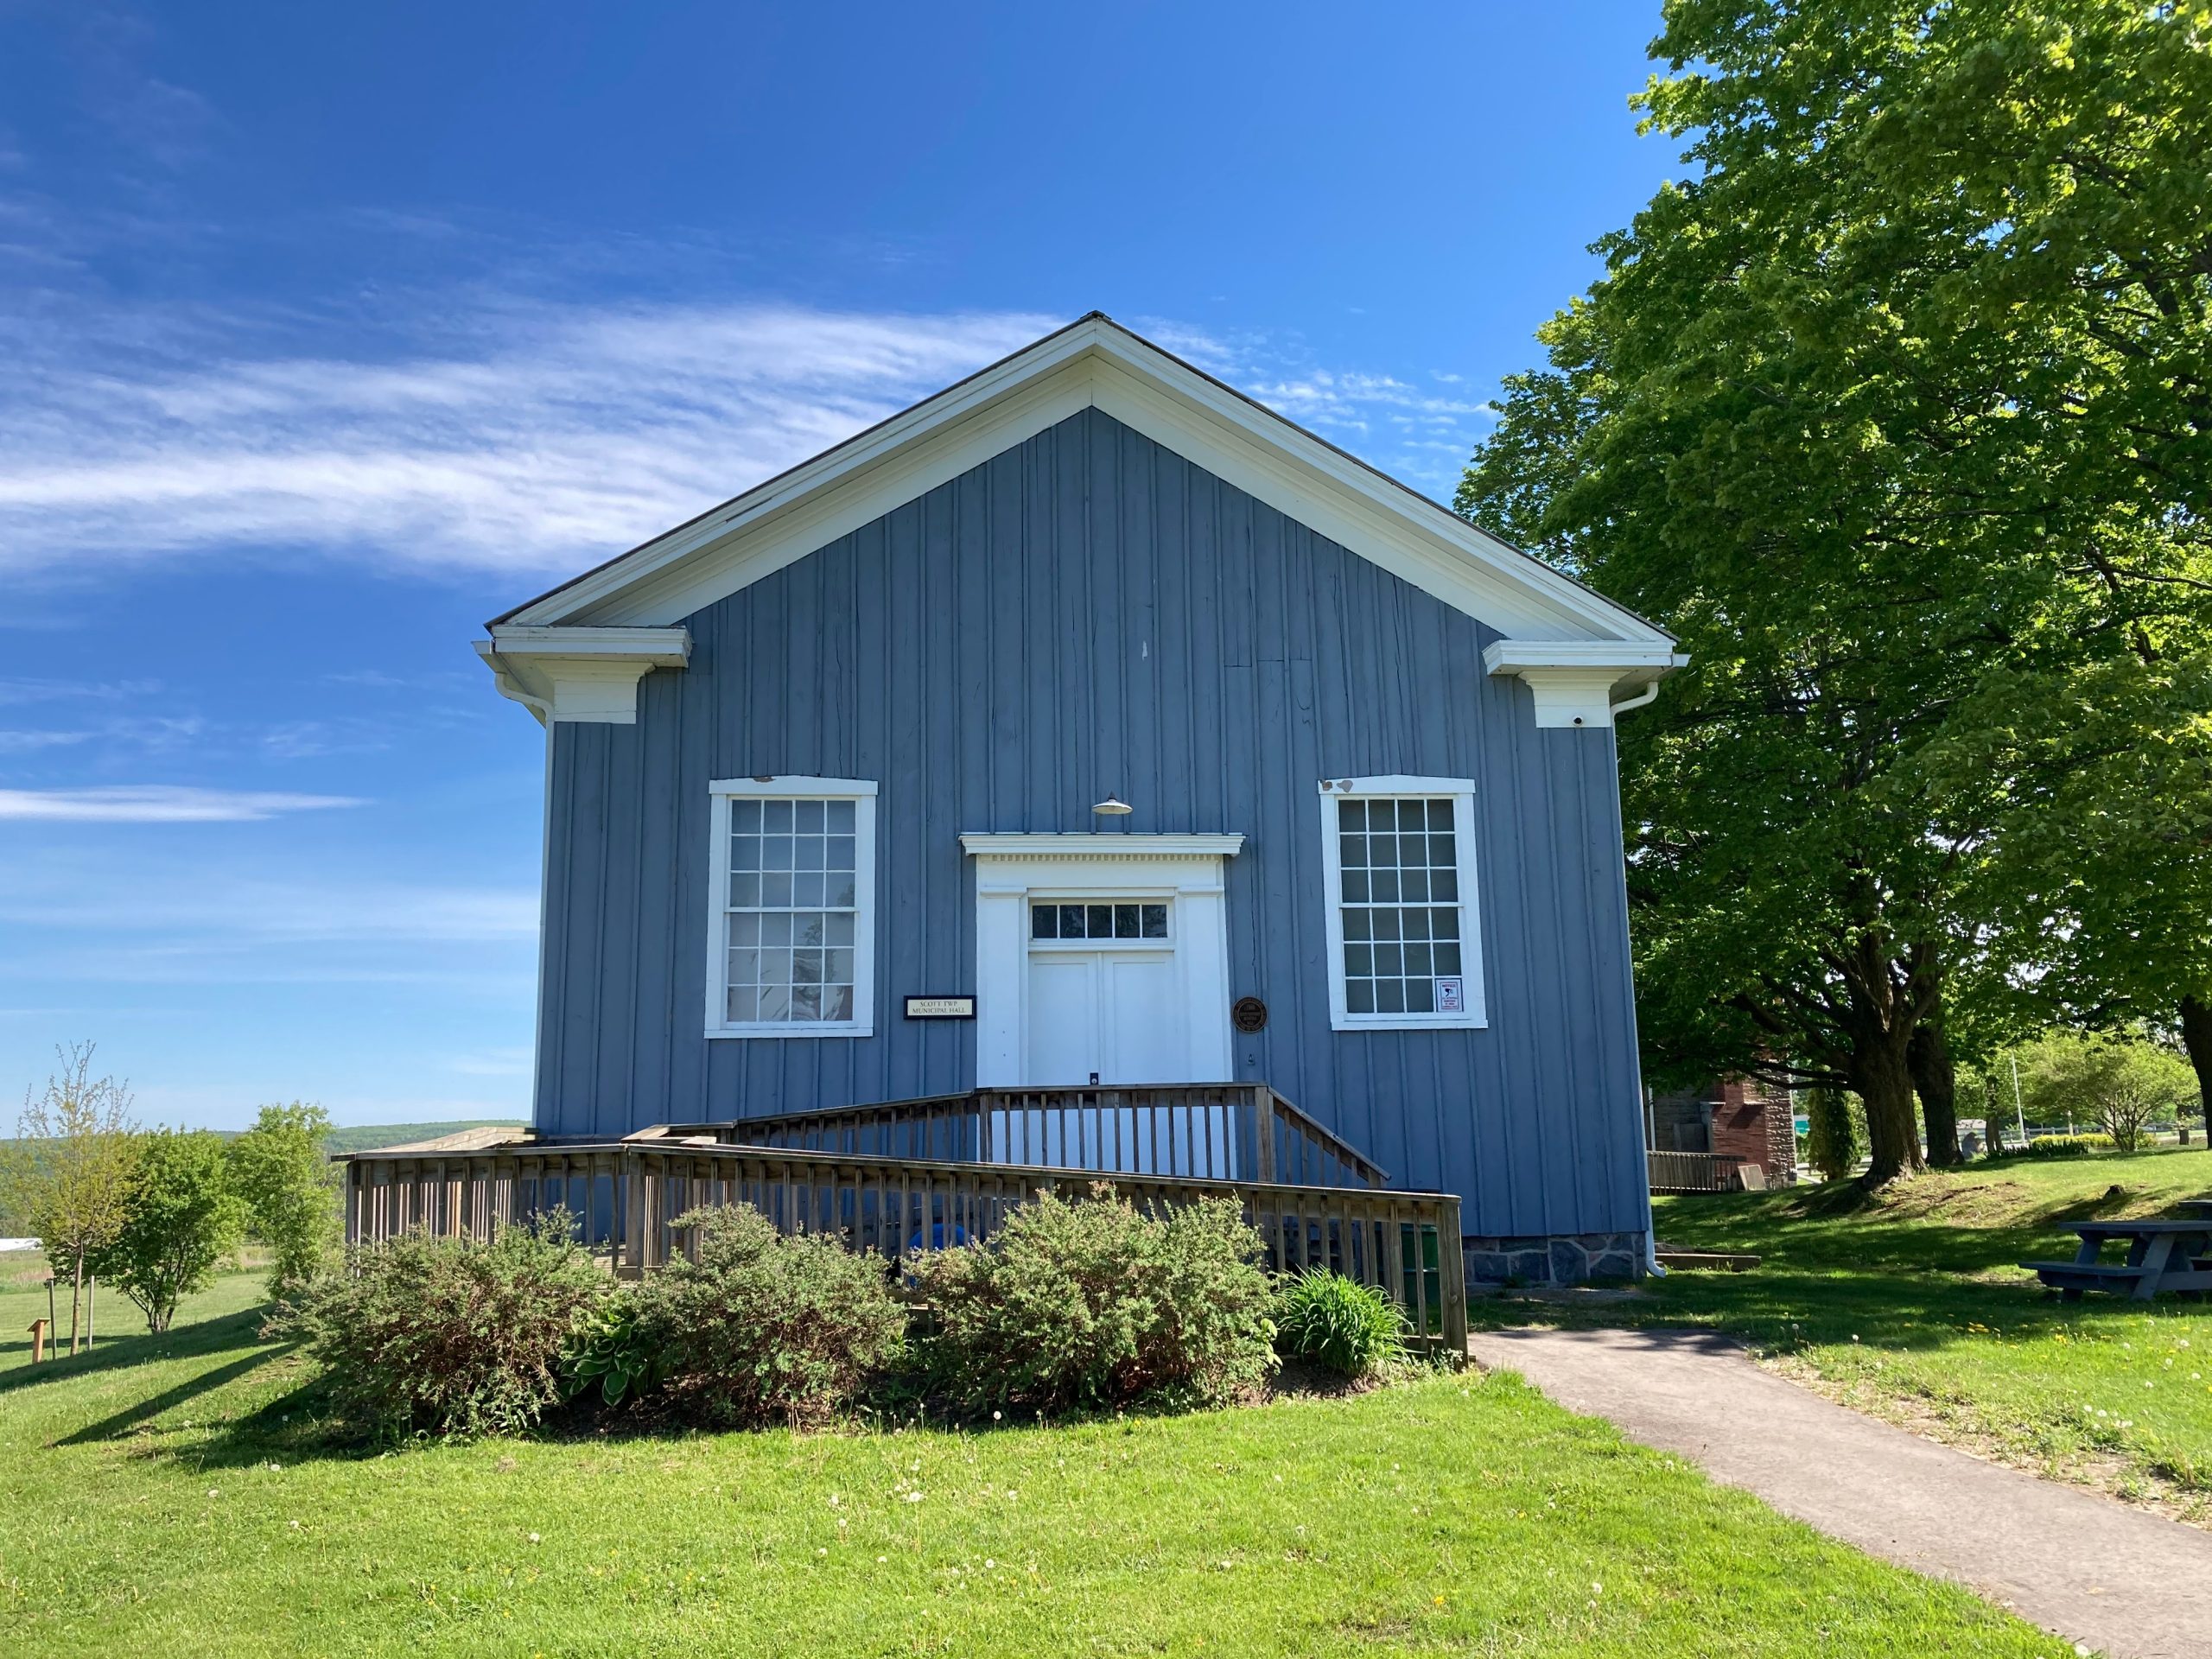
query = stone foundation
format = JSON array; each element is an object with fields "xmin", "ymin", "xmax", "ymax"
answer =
[{"xmin": 1463, "ymin": 1230, "xmax": 1644, "ymax": 1287}]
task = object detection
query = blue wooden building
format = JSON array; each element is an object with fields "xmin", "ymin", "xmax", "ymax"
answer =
[{"xmin": 474, "ymin": 314, "xmax": 1682, "ymax": 1284}]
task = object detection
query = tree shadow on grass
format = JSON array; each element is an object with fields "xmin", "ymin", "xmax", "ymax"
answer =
[
  {"xmin": 0, "ymin": 1305, "xmax": 270, "ymax": 1397},
  {"xmin": 1478, "ymin": 1267, "xmax": 2206, "ymax": 1361},
  {"xmin": 55, "ymin": 1341, "xmax": 295, "ymax": 1446}
]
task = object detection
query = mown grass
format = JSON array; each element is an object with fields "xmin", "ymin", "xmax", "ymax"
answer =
[
  {"xmin": 1473, "ymin": 1148, "xmax": 2212, "ymax": 1520},
  {"xmin": 0, "ymin": 1254, "xmax": 2063, "ymax": 1656}
]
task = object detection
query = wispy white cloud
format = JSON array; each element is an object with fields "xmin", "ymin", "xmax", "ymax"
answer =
[
  {"xmin": 0, "ymin": 297, "xmax": 1494, "ymax": 582},
  {"xmin": 0, "ymin": 785, "xmax": 362, "ymax": 822},
  {"xmin": 0, "ymin": 301, "xmax": 1061, "ymax": 580}
]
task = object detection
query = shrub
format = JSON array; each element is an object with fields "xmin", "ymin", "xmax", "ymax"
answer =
[
  {"xmin": 634, "ymin": 1205, "xmax": 904, "ymax": 1430},
  {"xmin": 2024, "ymin": 1133, "xmax": 2117, "ymax": 1159},
  {"xmin": 915, "ymin": 1187, "xmax": 1274, "ymax": 1414},
  {"xmin": 1271, "ymin": 1268, "xmax": 1404, "ymax": 1377},
  {"xmin": 1803, "ymin": 1085, "xmax": 1859, "ymax": 1182},
  {"xmin": 283, "ymin": 1212, "xmax": 607, "ymax": 1440}
]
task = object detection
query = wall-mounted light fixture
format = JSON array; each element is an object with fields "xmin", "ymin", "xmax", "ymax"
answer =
[{"xmin": 1091, "ymin": 795, "xmax": 1133, "ymax": 816}]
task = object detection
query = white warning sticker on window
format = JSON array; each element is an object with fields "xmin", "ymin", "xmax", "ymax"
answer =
[{"xmin": 1435, "ymin": 976, "xmax": 1465, "ymax": 1013}]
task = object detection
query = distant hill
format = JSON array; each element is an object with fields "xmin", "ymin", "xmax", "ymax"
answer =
[
  {"xmin": 0, "ymin": 1122, "xmax": 530, "ymax": 1229},
  {"xmin": 323, "ymin": 1120, "xmax": 528, "ymax": 1155}
]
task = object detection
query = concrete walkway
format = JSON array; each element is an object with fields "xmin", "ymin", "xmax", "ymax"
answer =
[{"xmin": 1471, "ymin": 1326, "xmax": 2212, "ymax": 1659}]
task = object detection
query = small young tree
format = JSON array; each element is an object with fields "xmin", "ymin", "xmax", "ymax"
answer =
[
  {"xmin": 227, "ymin": 1101, "xmax": 340, "ymax": 1295},
  {"xmin": 1803, "ymin": 1085, "xmax": 1859, "ymax": 1183},
  {"xmin": 2009, "ymin": 1032, "xmax": 2196, "ymax": 1154},
  {"xmin": 11, "ymin": 1042, "xmax": 138, "ymax": 1353},
  {"xmin": 88, "ymin": 1129, "xmax": 245, "ymax": 1333}
]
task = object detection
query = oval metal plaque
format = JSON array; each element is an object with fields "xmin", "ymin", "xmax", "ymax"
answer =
[{"xmin": 1231, "ymin": 996, "xmax": 1268, "ymax": 1033}]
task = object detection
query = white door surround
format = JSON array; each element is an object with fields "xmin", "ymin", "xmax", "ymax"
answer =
[{"xmin": 960, "ymin": 833, "xmax": 1243, "ymax": 1088}]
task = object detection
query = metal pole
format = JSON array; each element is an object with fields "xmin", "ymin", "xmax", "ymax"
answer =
[{"xmin": 86, "ymin": 1274, "xmax": 95, "ymax": 1351}]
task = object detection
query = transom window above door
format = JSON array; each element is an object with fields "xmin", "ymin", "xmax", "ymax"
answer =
[
  {"xmin": 705, "ymin": 779, "xmax": 876, "ymax": 1039},
  {"xmin": 1031, "ymin": 901, "xmax": 1169, "ymax": 941},
  {"xmin": 1319, "ymin": 777, "xmax": 1485, "ymax": 1030}
]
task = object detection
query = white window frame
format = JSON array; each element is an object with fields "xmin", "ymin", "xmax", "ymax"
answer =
[
  {"xmin": 704, "ymin": 777, "xmax": 878, "ymax": 1039},
  {"xmin": 1318, "ymin": 774, "xmax": 1487, "ymax": 1033}
]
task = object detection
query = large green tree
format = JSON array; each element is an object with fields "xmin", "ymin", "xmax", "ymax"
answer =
[{"xmin": 1459, "ymin": 0, "xmax": 2212, "ymax": 1181}]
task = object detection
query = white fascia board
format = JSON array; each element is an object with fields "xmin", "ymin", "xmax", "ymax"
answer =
[
  {"xmin": 501, "ymin": 316, "xmax": 1675, "ymax": 646},
  {"xmin": 960, "ymin": 832, "xmax": 1246, "ymax": 861},
  {"xmin": 487, "ymin": 625, "xmax": 693, "ymax": 664},
  {"xmin": 476, "ymin": 626, "xmax": 691, "ymax": 725},
  {"xmin": 1482, "ymin": 640, "xmax": 1688, "ymax": 677}
]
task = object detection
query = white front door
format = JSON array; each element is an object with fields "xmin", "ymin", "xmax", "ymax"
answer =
[
  {"xmin": 961, "ymin": 834, "xmax": 1243, "ymax": 1088},
  {"xmin": 1026, "ymin": 904, "xmax": 1183, "ymax": 1084}
]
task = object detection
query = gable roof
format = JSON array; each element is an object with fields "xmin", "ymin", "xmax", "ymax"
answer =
[{"xmin": 490, "ymin": 312, "xmax": 1674, "ymax": 647}]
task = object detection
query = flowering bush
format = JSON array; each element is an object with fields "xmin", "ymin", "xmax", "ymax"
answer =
[
  {"xmin": 635, "ymin": 1205, "xmax": 905, "ymax": 1430},
  {"xmin": 283, "ymin": 1211, "xmax": 607, "ymax": 1440},
  {"xmin": 914, "ymin": 1186, "xmax": 1274, "ymax": 1414}
]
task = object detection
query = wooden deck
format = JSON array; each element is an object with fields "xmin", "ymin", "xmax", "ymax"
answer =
[
  {"xmin": 335, "ymin": 1084, "xmax": 1465, "ymax": 1356},
  {"xmin": 1647, "ymin": 1149, "xmax": 1737, "ymax": 1193}
]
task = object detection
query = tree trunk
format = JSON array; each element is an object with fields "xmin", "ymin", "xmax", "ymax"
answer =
[
  {"xmin": 1909, "ymin": 1018, "xmax": 1961, "ymax": 1167},
  {"xmin": 1852, "ymin": 1032, "xmax": 1927, "ymax": 1185},
  {"xmin": 2180, "ymin": 994, "xmax": 2212, "ymax": 1147}
]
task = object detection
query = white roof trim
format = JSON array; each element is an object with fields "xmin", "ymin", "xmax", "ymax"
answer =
[
  {"xmin": 475, "ymin": 626, "xmax": 691, "ymax": 727},
  {"xmin": 1481, "ymin": 640, "xmax": 1688, "ymax": 677},
  {"xmin": 960, "ymin": 832, "xmax": 1245, "ymax": 861},
  {"xmin": 493, "ymin": 315, "xmax": 1674, "ymax": 646}
]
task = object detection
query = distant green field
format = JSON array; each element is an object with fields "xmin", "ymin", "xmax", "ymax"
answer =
[
  {"xmin": 321, "ymin": 1120, "xmax": 526, "ymax": 1155},
  {"xmin": 1477, "ymin": 1147, "xmax": 2212, "ymax": 1522}
]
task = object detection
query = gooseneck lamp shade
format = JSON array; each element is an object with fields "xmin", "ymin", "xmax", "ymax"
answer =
[{"xmin": 1091, "ymin": 795, "xmax": 1133, "ymax": 816}]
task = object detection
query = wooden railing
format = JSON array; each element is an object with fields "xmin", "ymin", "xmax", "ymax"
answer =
[
  {"xmin": 641, "ymin": 1083, "xmax": 1389, "ymax": 1190},
  {"xmin": 1647, "ymin": 1150, "xmax": 1736, "ymax": 1193},
  {"xmin": 337, "ymin": 1135, "xmax": 1464, "ymax": 1357}
]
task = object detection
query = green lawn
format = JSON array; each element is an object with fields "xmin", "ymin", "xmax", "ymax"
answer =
[
  {"xmin": 0, "ymin": 1255, "xmax": 2063, "ymax": 1656},
  {"xmin": 1476, "ymin": 1149, "xmax": 2212, "ymax": 1522}
]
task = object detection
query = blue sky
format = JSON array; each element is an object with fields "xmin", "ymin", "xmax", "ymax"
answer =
[{"xmin": 0, "ymin": 1, "xmax": 1676, "ymax": 1129}]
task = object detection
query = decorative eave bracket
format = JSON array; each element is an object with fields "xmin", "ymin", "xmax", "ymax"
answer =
[
  {"xmin": 1482, "ymin": 640, "xmax": 1689, "ymax": 729},
  {"xmin": 474, "ymin": 625, "xmax": 693, "ymax": 726}
]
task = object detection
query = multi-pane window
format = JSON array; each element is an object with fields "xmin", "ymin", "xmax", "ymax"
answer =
[
  {"xmin": 1031, "ymin": 901, "xmax": 1169, "ymax": 941},
  {"xmin": 708, "ymin": 781, "xmax": 874, "ymax": 1035},
  {"xmin": 1322, "ymin": 780, "xmax": 1484, "ymax": 1029}
]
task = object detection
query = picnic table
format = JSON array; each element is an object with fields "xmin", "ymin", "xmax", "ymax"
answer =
[{"xmin": 2022, "ymin": 1218, "xmax": 2212, "ymax": 1301}]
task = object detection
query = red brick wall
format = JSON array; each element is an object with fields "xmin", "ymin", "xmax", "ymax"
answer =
[{"xmin": 1655, "ymin": 1077, "xmax": 1797, "ymax": 1181}]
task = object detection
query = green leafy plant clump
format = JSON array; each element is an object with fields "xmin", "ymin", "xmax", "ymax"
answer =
[
  {"xmin": 280, "ymin": 1211, "xmax": 607, "ymax": 1440},
  {"xmin": 1271, "ymin": 1268, "xmax": 1404, "ymax": 1377},
  {"xmin": 2023, "ymin": 1133, "xmax": 2117, "ymax": 1160},
  {"xmin": 562, "ymin": 1294, "xmax": 662, "ymax": 1408},
  {"xmin": 915, "ymin": 1187, "xmax": 1275, "ymax": 1414},
  {"xmin": 630, "ymin": 1205, "xmax": 906, "ymax": 1430}
]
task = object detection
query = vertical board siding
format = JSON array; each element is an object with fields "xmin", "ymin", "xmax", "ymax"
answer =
[{"xmin": 537, "ymin": 408, "xmax": 1648, "ymax": 1237}]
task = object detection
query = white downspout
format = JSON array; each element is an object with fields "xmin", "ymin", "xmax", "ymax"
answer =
[
  {"xmin": 1609, "ymin": 679, "xmax": 1662, "ymax": 719},
  {"xmin": 1616, "ymin": 677, "xmax": 1665, "ymax": 1274}
]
